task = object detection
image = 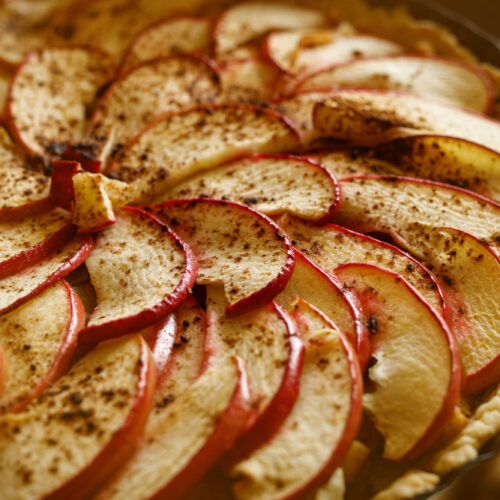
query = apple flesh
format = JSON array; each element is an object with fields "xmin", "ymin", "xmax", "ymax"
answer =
[
  {"xmin": 276, "ymin": 249, "xmax": 370, "ymax": 370},
  {"xmin": 151, "ymin": 198, "xmax": 295, "ymax": 315},
  {"xmin": 7, "ymin": 46, "xmax": 114, "ymax": 159},
  {"xmin": 0, "ymin": 333, "xmax": 156, "ymax": 500},
  {"xmin": 161, "ymin": 153, "xmax": 341, "ymax": 223},
  {"xmin": 277, "ymin": 214, "xmax": 446, "ymax": 318},
  {"xmin": 0, "ymin": 280, "xmax": 84, "ymax": 412},
  {"xmin": 80, "ymin": 207, "xmax": 197, "ymax": 343},
  {"xmin": 232, "ymin": 298, "xmax": 362, "ymax": 500},
  {"xmin": 335, "ymin": 263, "xmax": 461, "ymax": 461},
  {"xmin": 107, "ymin": 104, "xmax": 300, "ymax": 202}
]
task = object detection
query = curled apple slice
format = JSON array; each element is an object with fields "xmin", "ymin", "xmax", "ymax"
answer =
[
  {"xmin": 7, "ymin": 46, "xmax": 114, "ymax": 158},
  {"xmin": 213, "ymin": 2, "xmax": 328, "ymax": 57},
  {"xmin": 399, "ymin": 225, "xmax": 500, "ymax": 394},
  {"xmin": 80, "ymin": 207, "xmax": 196, "ymax": 343},
  {"xmin": 277, "ymin": 214, "xmax": 446, "ymax": 318},
  {"xmin": 119, "ymin": 16, "xmax": 211, "ymax": 75},
  {"xmin": 87, "ymin": 53, "xmax": 221, "ymax": 164},
  {"xmin": 276, "ymin": 250, "xmax": 370, "ymax": 370},
  {"xmin": 335, "ymin": 176, "xmax": 500, "ymax": 251},
  {"xmin": 232, "ymin": 298, "xmax": 362, "ymax": 499},
  {"xmin": 108, "ymin": 104, "xmax": 299, "ymax": 202},
  {"xmin": 0, "ymin": 234, "xmax": 93, "ymax": 315},
  {"xmin": 0, "ymin": 280, "xmax": 84, "ymax": 412},
  {"xmin": 313, "ymin": 90, "xmax": 500, "ymax": 152},
  {"xmin": 0, "ymin": 207, "xmax": 74, "ymax": 279},
  {"xmin": 96, "ymin": 356, "xmax": 251, "ymax": 500},
  {"xmin": 161, "ymin": 154, "xmax": 340, "ymax": 223},
  {"xmin": 206, "ymin": 286, "xmax": 303, "ymax": 462},
  {"xmin": 151, "ymin": 199, "xmax": 294, "ymax": 314},
  {"xmin": 266, "ymin": 31, "xmax": 403, "ymax": 76},
  {"xmin": 335, "ymin": 263, "xmax": 460, "ymax": 461},
  {"xmin": 300, "ymin": 56, "xmax": 494, "ymax": 113},
  {"xmin": 0, "ymin": 333, "xmax": 156, "ymax": 500}
]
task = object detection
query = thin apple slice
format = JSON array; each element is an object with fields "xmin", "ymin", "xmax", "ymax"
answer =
[
  {"xmin": 334, "ymin": 263, "xmax": 460, "ymax": 461},
  {"xmin": 80, "ymin": 207, "xmax": 196, "ymax": 343},
  {"xmin": 119, "ymin": 16, "xmax": 212, "ymax": 75},
  {"xmin": 107, "ymin": 104, "xmax": 299, "ymax": 202},
  {"xmin": 398, "ymin": 224, "xmax": 500, "ymax": 394},
  {"xmin": 151, "ymin": 199, "xmax": 294, "ymax": 315},
  {"xmin": 299, "ymin": 56, "xmax": 494, "ymax": 113},
  {"xmin": 335, "ymin": 176, "xmax": 500, "ymax": 251},
  {"xmin": 0, "ymin": 207, "xmax": 74, "ymax": 279},
  {"xmin": 0, "ymin": 234, "xmax": 93, "ymax": 315},
  {"xmin": 7, "ymin": 46, "xmax": 114, "ymax": 159},
  {"xmin": 221, "ymin": 58, "xmax": 280, "ymax": 104},
  {"xmin": 0, "ymin": 280, "xmax": 84, "ymax": 413},
  {"xmin": 277, "ymin": 214, "xmax": 446, "ymax": 318},
  {"xmin": 232, "ymin": 298, "xmax": 362, "ymax": 499},
  {"xmin": 0, "ymin": 333, "xmax": 156, "ymax": 500},
  {"xmin": 95, "ymin": 355, "xmax": 251, "ymax": 500},
  {"xmin": 161, "ymin": 154, "xmax": 340, "ymax": 223},
  {"xmin": 266, "ymin": 31, "xmax": 403, "ymax": 76},
  {"xmin": 213, "ymin": 2, "xmax": 328, "ymax": 58},
  {"xmin": 87, "ymin": 53, "xmax": 221, "ymax": 165},
  {"xmin": 371, "ymin": 135, "xmax": 500, "ymax": 202},
  {"xmin": 0, "ymin": 127, "xmax": 50, "ymax": 213},
  {"xmin": 313, "ymin": 90, "xmax": 500, "ymax": 152},
  {"xmin": 206, "ymin": 286, "xmax": 303, "ymax": 463},
  {"xmin": 276, "ymin": 250, "xmax": 370, "ymax": 370}
]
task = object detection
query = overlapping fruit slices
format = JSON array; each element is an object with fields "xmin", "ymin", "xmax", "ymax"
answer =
[{"xmin": 0, "ymin": 1, "xmax": 500, "ymax": 499}]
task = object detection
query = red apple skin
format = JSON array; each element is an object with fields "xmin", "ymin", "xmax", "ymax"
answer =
[
  {"xmin": 151, "ymin": 198, "xmax": 296, "ymax": 317},
  {"xmin": 287, "ymin": 300, "xmax": 363, "ymax": 499},
  {"xmin": 0, "ymin": 235, "xmax": 94, "ymax": 315},
  {"xmin": 44, "ymin": 335, "xmax": 157, "ymax": 500},
  {"xmin": 335, "ymin": 262, "xmax": 462, "ymax": 461},
  {"xmin": 63, "ymin": 144, "xmax": 101, "ymax": 173},
  {"xmin": 146, "ymin": 356, "xmax": 252, "ymax": 500},
  {"xmin": 49, "ymin": 160, "xmax": 80, "ymax": 210},
  {"xmin": 79, "ymin": 207, "xmax": 198, "ymax": 343},
  {"xmin": 77, "ymin": 217, "xmax": 116, "ymax": 235},
  {"xmin": 9, "ymin": 281, "xmax": 86, "ymax": 413},
  {"xmin": 0, "ymin": 198, "xmax": 55, "ymax": 222},
  {"xmin": 224, "ymin": 303, "xmax": 305, "ymax": 466},
  {"xmin": 0, "ymin": 220, "xmax": 76, "ymax": 280}
]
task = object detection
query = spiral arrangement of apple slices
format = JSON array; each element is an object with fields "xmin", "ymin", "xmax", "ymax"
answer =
[{"xmin": 0, "ymin": 1, "xmax": 499, "ymax": 499}]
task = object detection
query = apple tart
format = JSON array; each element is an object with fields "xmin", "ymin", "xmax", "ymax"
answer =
[{"xmin": 0, "ymin": 1, "xmax": 499, "ymax": 499}]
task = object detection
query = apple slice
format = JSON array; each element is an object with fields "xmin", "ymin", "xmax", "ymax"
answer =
[
  {"xmin": 107, "ymin": 104, "xmax": 299, "ymax": 202},
  {"xmin": 0, "ymin": 234, "xmax": 93, "ymax": 315},
  {"xmin": 80, "ymin": 207, "xmax": 196, "ymax": 343},
  {"xmin": 87, "ymin": 53, "xmax": 221, "ymax": 165},
  {"xmin": 0, "ymin": 333, "xmax": 156, "ymax": 500},
  {"xmin": 119, "ymin": 16, "xmax": 212, "ymax": 75},
  {"xmin": 0, "ymin": 207, "xmax": 75, "ymax": 279},
  {"xmin": 277, "ymin": 214, "xmax": 446, "ymax": 318},
  {"xmin": 0, "ymin": 280, "xmax": 84, "ymax": 413},
  {"xmin": 206, "ymin": 286, "xmax": 303, "ymax": 463},
  {"xmin": 232, "ymin": 298, "xmax": 362, "ymax": 499},
  {"xmin": 213, "ymin": 2, "xmax": 328, "ymax": 57},
  {"xmin": 299, "ymin": 56, "xmax": 494, "ymax": 113},
  {"xmin": 312, "ymin": 90, "xmax": 500, "ymax": 152},
  {"xmin": 221, "ymin": 58, "xmax": 280, "ymax": 104},
  {"xmin": 266, "ymin": 31, "xmax": 403, "ymax": 76},
  {"xmin": 7, "ymin": 46, "xmax": 114, "ymax": 159},
  {"xmin": 398, "ymin": 225, "xmax": 500, "ymax": 394},
  {"xmin": 95, "ymin": 355, "xmax": 251, "ymax": 500},
  {"xmin": 161, "ymin": 154, "xmax": 340, "ymax": 223},
  {"xmin": 371, "ymin": 135, "xmax": 500, "ymax": 202},
  {"xmin": 151, "ymin": 198, "xmax": 294, "ymax": 315},
  {"xmin": 0, "ymin": 126, "xmax": 51, "ymax": 216},
  {"xmin": 335, "ymin": 176, "xmax": 500, "ymax": 251},
  {"xmin": 276, "ymin": 250, "xmax": 370, "ymax": 370},
  {"xmin": 334, "ymin": 263, "xmax": 460, "ymax": 461}
]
